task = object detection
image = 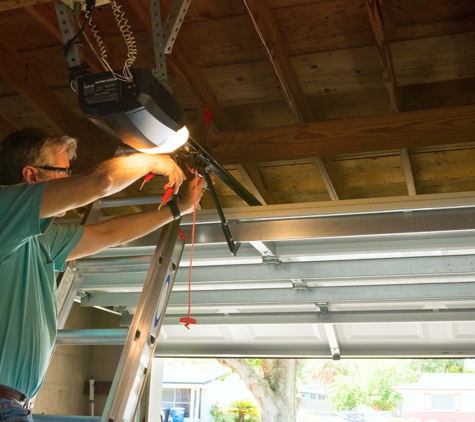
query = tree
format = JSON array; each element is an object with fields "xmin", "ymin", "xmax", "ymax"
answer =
[
  {"xmin": 216, "ymin": 358, "xmax": 302, "ymax": 422},
  {"xmin": 300, "ymin": 359, "xmax": 346, "ymax": 396},
  {"xmin": 328, "ymin": 359, "xmax": 473, "ymax": 412},
  {"xmin": 329, "ymin": 360, "xmax": 417, "ymax": 411},
  {"xmin": 227, "ymin": 399, "xmax": 260, "ymax": 421},
  {"xmin": 408, "ymin": 359, "xmax": 467, "ymax": 374}
]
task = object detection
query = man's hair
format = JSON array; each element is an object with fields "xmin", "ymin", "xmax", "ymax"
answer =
[{"xmin": 0, "ymin": 127, "xmax": 78, "ymax": 185}]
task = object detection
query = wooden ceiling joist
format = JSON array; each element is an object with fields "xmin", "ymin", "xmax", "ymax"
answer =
[
  {"xmin": 0, "ymin": 0, "xmax": 50, "ymax": 12},
  {"xmin": 313, "ymin": 156, "xmax": 347, "ymax": 201},
  {"xmin": 365, "ymin": 0, "xmax": 399, "ymax": 113},
  {"xmin": 400, "ymin": 148, "xmax": 417, "ymax": 196},
  {"xmin": 365, "ymin": 0, "xmax": 417, "ymax": 195},
  {"xmin": 236, "ymin": 163, "xmax": 278, "ymax": 205},
  {"xmin": 206, "ymin": 104, "xmax": 475, "ymax": 165},
  {"xmin": 242, "ymin": 0, "xmax": 314, "ymax": 124},
  {"xmin": 242, "ymin": 0, "xmax": 350, "ymax": 201}
]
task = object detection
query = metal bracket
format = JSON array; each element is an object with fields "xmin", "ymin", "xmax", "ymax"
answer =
[
  {"xmin": 163, "ymin": 0, "xmax": 191, "ymax": 54},
  {"xmin": 202, "ymin": 170, "xmax": 241, "ymax": 256},
  {"xmin": 316, "ymin": 302, "xmax": 329, "ymax": 313},
  {"xmin": 292, "ymin": 279, "xmax": 307, "ymax": 290},
  {"xmin": 149, "ymin": 0, "xmax": 192, "ymax": 82},
  {"xmin": 149, "ymin": 0, "xmax": 168, "ymax": 82},
  {"xmin": 250, "ymin": 241, "xmax": 280, "ymax": 264},
  {"xmin": 188, "ymin": 135, "xmax": 262, "ymax": 206},
  {"xmin": 54, "ymin": 0, "xmax": 85, "ymax": 90},
  {"xmin": 263, "ymin": 255, "xmax": 280, "ymax": 265}
]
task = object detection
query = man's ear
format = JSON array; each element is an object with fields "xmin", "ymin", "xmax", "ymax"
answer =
[{"xmin": 22, "ymin": 166, "xmax": 39, "ymax": 183}]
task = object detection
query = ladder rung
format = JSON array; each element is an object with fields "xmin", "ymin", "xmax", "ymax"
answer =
[
  {"xmin": 100, "ymin": 195, "xmax": 164, "ymax": 208},
  {"xmin": 56, "ymin": 329, "xmax": 128, "ymax": 346},
  {"xmin": 33, "ymin": 416, "xmax": 100, "ymax": 421}
]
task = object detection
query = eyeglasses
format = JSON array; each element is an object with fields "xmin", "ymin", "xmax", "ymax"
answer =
[{"xmin": 33, "ymin": 165, "xmax": 72, "ymax": 177}]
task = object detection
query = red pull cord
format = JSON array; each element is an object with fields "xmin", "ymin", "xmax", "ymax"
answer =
[{"xmin": 179, "ymin": 166, "xmax": 200, "ymax": 329}]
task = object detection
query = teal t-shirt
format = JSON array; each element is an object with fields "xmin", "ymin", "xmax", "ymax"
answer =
[{"xmin": 0, "ymin": 182, "xmax": 84, "ymax": 398}]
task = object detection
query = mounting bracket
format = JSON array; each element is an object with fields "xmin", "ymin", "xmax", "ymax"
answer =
[{"xmin": 149, "ymin": 0, "xmax": 192, "ymax": 82}]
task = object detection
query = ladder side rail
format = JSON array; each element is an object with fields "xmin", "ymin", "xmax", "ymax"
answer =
[
  {"xmin": 57, "ymin": 200, "xmax": 104, "ymax": 329},
  {"xmin": 101, "ymin": 219, "xmax": 185, "ymax": 422}
]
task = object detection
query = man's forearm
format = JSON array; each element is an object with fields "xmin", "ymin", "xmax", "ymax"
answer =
[
  {"xmin": 67, "ymin": 199, "xmax": 190, "ymax": 260},
  {"xmin": 40, "ymin": 154, "xmax": 184, "ymax": 218}
]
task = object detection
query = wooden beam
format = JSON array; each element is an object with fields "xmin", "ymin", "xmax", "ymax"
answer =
[
  {"xmin": 400, "ymin": 148, "xmax": 417, "ymax": 195},
  {"xmin": 365, "ymin": 0, "xmax": 399, "ymax": 113},
  {"xmin": 242, "ymin": 0, "xmax": 314, "ymax": 124},
  {"xmin": 313, "ymin": 156, "xmax": 347, "ymax": 200},
  {"xmin": 377, "ymin": 0, "xmax": 394, "ymax": 29},
  {"xmin": 236, "ymin": 163, "xmax": 279, "ymax": 205},
  {"xmin": 0, "ymin": 0, "xmax": 50, "ymax": 11},
  {"xmin": 0, "ymin": 113, "xmax": 17, "ymax": 139},
  {"xmin": 128, "ymin": 0, "xmax": 234, "ymax": 132},
  {"xmin": 243, "ymin": 0, "xmax": 347, "ymax": 199},
  {"xmin": 365, "ymin": 0, "xmax": 418, "ymax": 195},
  {"xmin": 206, "ymin": 104, "xmax": 475, "ymax": 165}
]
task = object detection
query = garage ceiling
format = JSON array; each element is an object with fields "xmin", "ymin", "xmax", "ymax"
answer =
[{"xmin": 1, "ymin": 0, "xmax": 475, "ymax": 358}]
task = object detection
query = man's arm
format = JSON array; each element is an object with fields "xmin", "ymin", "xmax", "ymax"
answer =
[
  {"xmin": 40, "ymin": 153, "xmax": 185, "ymax": 219},
  {"xmin": 67, "ymin": 175, "xmax": 207, "ymax": 260}
]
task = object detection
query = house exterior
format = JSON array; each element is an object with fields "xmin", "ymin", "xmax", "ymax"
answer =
[
  {"xmin": 393, "ymin": 373, "xmax": 475, "ymax": 422},
  {"xmin": 158, "ymin": 364, "xmax": 255, "ymax": 422}
]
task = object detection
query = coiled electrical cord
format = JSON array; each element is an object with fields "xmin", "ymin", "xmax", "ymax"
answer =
[{"xmin": 88, "ymin": 0, "xmax": 137, "ymax": 81}]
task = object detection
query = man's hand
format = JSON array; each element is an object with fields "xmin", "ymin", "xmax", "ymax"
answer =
[
  {"xmin": 151, "ymin": 155, "xmax": 186, "ymax": 194},
  {"xmin": 178, "ymin": 173, "xmax": 214, "ymax": 216}
]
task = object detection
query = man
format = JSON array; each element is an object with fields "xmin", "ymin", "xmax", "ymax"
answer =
[{"xmin": 0, "ymin": 127, "xmax": 207, "ymax": 421}]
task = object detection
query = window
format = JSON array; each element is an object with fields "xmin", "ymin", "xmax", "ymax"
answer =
[
  {"xmin": 162, "ymin": 388, "xmax": 191, "ymax": 417},
  {"xmin": 431, "ymin": 394, "xmax": 454, "ymax": 410}
]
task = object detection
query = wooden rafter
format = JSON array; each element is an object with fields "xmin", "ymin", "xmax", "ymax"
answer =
[
  {"xmin": 236, "ymin": 163, "xmax": 279, "ymax": 205},
  {"xmin": 242, "ymin": 0, "xmax": 350, "ymax": 201},
  {"xmin": 0, "ymin": 0, "xmax": 50, "ymax": 11},
  {"xmin": 399, "ymin": 148, "xmax": 417, "ymax": 196},
  {"xmin": 314, "ymin": 156, "xmax": 347, "ymax": 200},
  {"xmin": 365, "ymin": 0, "xmax": 399, "ymax": 113},
  {"xmin": 365, "ymin": 0, "xmax": 417, "ymax": 195},
  {"xmin": 128, "ymin": 0, "xmax": 234, "ymax": 132},
  {"xmin": 242, "ymin": 0, "xmax": 313, "ymax": 124},
  {"xmin": 206, "ymin": 104, "xmax": 475, "ymax": 165},
  {"xmin": 377, "ymin": 0, "xmax": 394, "ymax": 29}
]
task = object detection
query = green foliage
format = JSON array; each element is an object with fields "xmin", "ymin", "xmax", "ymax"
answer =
[
  {"xmin": 228, "ymin": 399, "xmax": 260, "ymax": 422},
  {"xmin": 408, "ymin": 359, "xmax": 469, "ymax": 374},
  {"xmin": 210, "ymin": 402, "xmax": 236, "ymax": 422},
  {"xmin": 325, "ymin": 359, "xmax": 473, "ymax": 412},
  {"xmin": 299, "ymin": 359, "xmax": 346, "ymax": 392},
  {"xmin": 210, "ymin": 400, "xmax": 261, "ymax": 422},
  {"xmin": 329, "ymin": 360, "xmax": 415, "ymax": 411}
]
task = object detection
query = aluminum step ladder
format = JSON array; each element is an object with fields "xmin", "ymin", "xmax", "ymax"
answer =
[{"xmin": 52, "ymin": 192, "xmax": 185, "ymax": 422}]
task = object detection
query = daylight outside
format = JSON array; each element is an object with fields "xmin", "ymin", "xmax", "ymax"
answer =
[{"xmin": 150, "ymin": 358, "xmax": 475, "ymax": 422}]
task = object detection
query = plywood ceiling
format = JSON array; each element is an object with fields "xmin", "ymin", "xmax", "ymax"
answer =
[{"xmin": 0, "ymin": 0, "xmax": 474, "ymax": 214}]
